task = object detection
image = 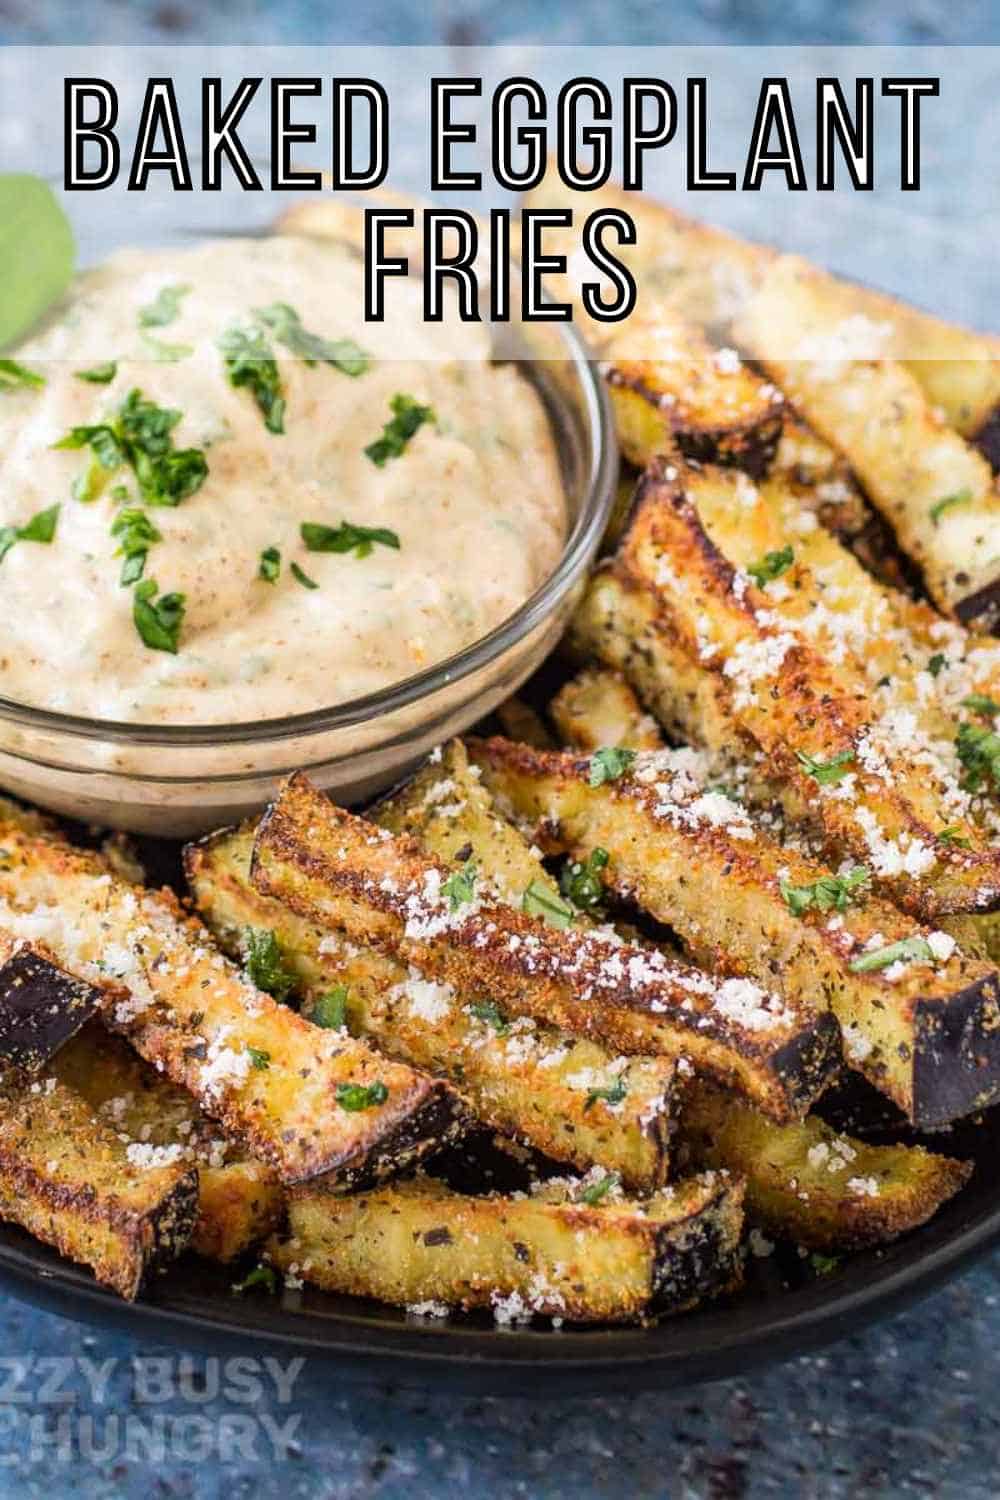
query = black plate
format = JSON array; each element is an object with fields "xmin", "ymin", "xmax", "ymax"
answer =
[{"xmin": 2, "ymin": 1096, "xmax": 998, "ymax": 1397}]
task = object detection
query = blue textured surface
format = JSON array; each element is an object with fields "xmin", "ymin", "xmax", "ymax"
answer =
[{"xmin": 2, "ymin": 6, "xmax": 1000, "ymax": 1496}]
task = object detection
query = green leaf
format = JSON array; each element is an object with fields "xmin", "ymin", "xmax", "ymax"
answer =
[
  {"xmin": 219, "ymin": 325, "xmax": 285, "ymax": 434},
  {"xmin": 290, "ymin": 561, "xmax": 319, "ymax": 590},
  {"xmin": 522, "ymin": 879, "xmax": 574, "ymax": 929},
  {"xmin": 794, "ymin": 749, "xmax": 855, "ymax": 786},
  {"xmin": 247, "ymin": 1046, "xmax": 271, "ymax": 1071},
  {"xmin": 583, "ymin": 1079, "xmax": 628, "ymax": 1113},
  {"xmin": 300, "ymin": 521, "xmax": 400, "ymax": 559},
  {"xmin": 809, "ymin": 1252, "xmax": 840, "ymax": 1276},
  {"xmin": 365, "ymin": 393, "xmax": 435, "ymax": 466},
  {"xmin": 928, "ymin": 653, "xmax": 947, "ymax": 678},
  {"xmin": 747, "ymin": 544, "xmax": 794, "ymax": 588},
  {"xmin": 335, "ymin": 1080, "xmax": 389, "ymax": 1112},
  {"xmin": 468, "ymin": 1000, "xmax": 510, "ymax": 1036},
  {"xmin": 231, "ymin": 1263, "xmax": 278, "ymax": 1296},
  {"xmin": 442, "ymin": 859, "xmax": 477, "ymax": 912},
  {"xmin": 849, "ymin": 936, "xmax": 935, "ymax": 973},
  {"xmin": 138, "ymin": 283, "xmax": 190, "ymax": 328},
  {"xmin": 255, "ymin": 303, "xmax": 370, "ymax": 375},
  {"xmin": 311, "ymin": 986, "xmax": 349, "ymax": 1031},
  {"xmin": 75, "ymin": 360, "xmax": 117, "ymax": 385},
  {"xmin": 0, "ymin": 504, "xmax": 60, "ymax": 565},
  {"xmin": 955, "ymin": 721, "xmax": 1000, "ymax": 793},
  {"xmin": 929, "ymin": 488, "xmax": 972, "ymax": 525},
  {"xmin": 0, "ymin": 358, "xmax": 45, "ymax": 391},
  {"xmin": 140, "ymin": 332, "xmax": 194, "ymax": 363},
  {"xmin": 579, "ymin": 1170, "xmax": 621, "ymax": 1206},
  {"xmin": 939, "ymin": 825, "xmax": 971, "ymax": 848},
  {"xmin": 243, "ymin": 927, "xmax": 297, "ymax": 1003},
  {"xmin": 0, "ymin": 175, "xmax": 76, "ymax": 349},
  {"xmin": 780, "ymin": 867, "xmax": 869, "ymax": 917},
  {"xmin": 132, "ymin": 578, "xmax": 185, "ymax": 654},
  {"xmin": 560, "ymin": 847, "xmax": 609, "ymax": 912},
  {"xmin": 588, "ymin": 746, "xmax": 636, "ymax": 787},
  {"xmin": 962, "ymin": 694, "xmax": 1000, "ymax": 718},
  {"xmin": 258, "ymin": 546, "xmax": 281, "ymax": 583}
]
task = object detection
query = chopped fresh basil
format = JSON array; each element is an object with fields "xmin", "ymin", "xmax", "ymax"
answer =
[
  {"xmin": 468, "ymin": 1000, "xmax": 510, "ymax": 1036},
  {"xmin": 956, "ymin": 721, "xmax": 1000, "ymax": 793},
  {"xmin": 132, "ymin": 578, "xmax": 185, "ymax": 654},
  {"xmin": 0, "ymin": 503, "xmax": 60, "ymax": 564},
  {"xmin": 243, "ymin": 927, "xmax": 297, "ymax": 1003},
  {"xmin": 0, "ymin": 358, "xmax": 45, "ymax": 391},
  {"xmin": 928, "ymin": 653, "xmax": 947, "ymax": 678},
  {"xmin": 219, "ymin": 325, "xmax": 285, "ymax": 434},
  {"xmin": 810, "ymin": 1252, "xmax": 840, "ymax": 1276},
  {"xmin": 335, "ymin": 1080, "xmax": 389, "ymax": 1112},
  {"xmin": 247, "ymin": 1047, "xmax": 271, "ymax": 1071},
  {"xmin": 139, "ymin": 283, "xmax": 190, "ymax": 328},
  {"xmin": 588, "ymin": 746, "xmax": 637, "ymax": 787},
  {"xmin": 311, "ymin": 986, "xmax": 349, "ymax": 1031},
  {"xmin": 258, "ymin": 545, "xmax": 281, "ymax": 584},
  {"xmin": 522, "ymin": 879, "xmax": 574, "ymax": 930},
  {"xmin": 560, "ymin": 847, "xmax": 609, "ymax": 912},
  {"xmin": 780, "ymin": 867, "xmax": 869, "ymax": 917},
  {"xmin": 56, "ymin": 390, "xmax": 207, "ymax": 509},
  {"xmin": 962, "ymin": 694, "xmax": 1000, "ymax": 718},
  {"xmin": 849, "ymin": 936, "xmax": 935, "ymax": 973},
  {"xmin": 290, "ymin": 560, "xmax": 319, "ymax": 590},
  {"xmin": 794, "ymin": 748, "xmax": 855, "ymax": 786},
  {"xmin": 929, "ymin": 488, "xmax": 972, "ymax": 525},
  {"xmin": 579, "ymin": 1170, "xmax": 621, "ymax": 1205},
  {"xmin": 74, "ymin": 360, "xmax": 117, "ymax": 384},
  {"xmin": 231, "ymin": 1264, "xmax": 278, "ymax": 1296},
  {"xmin": 939, "ymin": 825, "xmax": 971, "ymax": 848},
  {"xmin": 365, "ymin": 393, "xmax": 434, "ymax": 467},
  {"xmin": 747, "ymin": 544, "xmax": 794, "ymax": 588},
  {"xmin": 300, "ymin": 520, "xmax": 400, "ymax": 559},
  {"xmin": 0, "ymin": 174, "xmax": 76, "ymax": 348},
  {"xmin": 255, "ymin": 303, "xmax": 370, "ymax": 375},
  {"xmin": 583, "ymin": 1079, "xmax": 628, "ymax": 1113},
  {"xmin": 111, "ymin": 507, "xmax": 161, "ymax": 587},
  {"xmin": 442, "ymin": 859, "xmax": 477, "ymax": 912}
]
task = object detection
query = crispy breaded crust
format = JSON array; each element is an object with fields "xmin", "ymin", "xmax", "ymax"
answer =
[
  {"xmin": 733, "ymin": 256, "xmax": 1000, "ymax": 627},
  {"xmin": 602, "ymin": 312, "xmax": 783, "ymax": 479},
  {"xmin": 269, "ymin": 1170, "xmax": 744, "ymax": 1324},
  {"xmin": 188, "ymin": 821, "xmax": 675, "ymax": 1193},
  {"xmin": 0, "ymin": 1072, "xmax": 197, "ymax": 1299},
  {"xmin": 618, "ymin": 462, "xmax": 1000, "ymax": 916},
  {"xmin": 677, "ymin": 1081, "xmax": 971, "ymax": 1250},
  {"xmin": 551, "ymin": 667, "xmax": 665, "ymax": 754},
  {"xmin": 251, "ymin": 774, "xmax": 839, "ymax": 1120},
  {"xmin": 471, "ymin": 736, "xmax": 1000, "ymax": 1127},
  {"xmin": 0, "ymin": 816, "xmax": 465, "ymax": 1187}
]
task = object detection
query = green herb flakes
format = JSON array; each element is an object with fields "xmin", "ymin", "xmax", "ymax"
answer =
[
  {"xmin": 929, "ymin": 488, "xmax": 972, "ymax": 525},
  {"xmin": 290, "ymin": 561, "xmax": 319, "ymax": 590},
  {"xmin": 0, "ymin": 503, "xmax": 59, "ymax": 565},
  {"xmin": 258, "ymin": 546, "xmax": 281, "ymax": 584},
  {"xmin": 747, "ymin": 544, "xmax": 794, "ymax": 588},
  {"xmin": 231, "ymin": 1264, "xmax": 278, "ymax": 1296},
  {"xmin": 442, "ymin": 860, "xmax": 477, "ymax": 912},
  {"xmin": 365, "ymin": 393, "xmax": 434, "ymax": 466},
  {"xmin": 139, "ymin": 283, "xmax": 190, "ymax": 328},
  {"xmin": 794, "ymin": 749, "xmax": 855, "ymax": 786},
  {"xmin": 522, "ymin": 879, "xmax": 574, "ymax": 930},
  {"xmin": 849, "ymin": 936, "xmax": 935, "ymax": 974},
  {"xmin": 243, "ymin": 927, "xmax": 297, "ymax": 1004},
  {"xmin": 219, "ymin": 325, "xmax": 285, "ymax": 434},
  {"xmin": 255, "ymin": 303, "xmax": 370, "ymax": 375},
  {"xmin": 0, "ymin": 358, "xmax": 45, "ymax": 391},
  {"xmin": 111, "ymin": 507, "xmax": 161, "ymax": 587},
  {"xmin": 579, "ymin": 1170, "xmax": 621, "ymax": 1205},
  {"xmin": 780, "ymin": 867, "xmax": 869, "ymax": 917},
  {"xmin": 588, "ymin": 746, "xmax": 637, "ymax": 787},
  {"xmin": 468, "ymin": 1000, "xmax": 510, "ymax": 1036},
  {"xmin": 956, "ymin": 721, "xmax": 1000, "ymax": 793},
  {"xmin": 132, "ymin": 578, "xmax": 185, "ymax": 654},
  {"xmin": 311, "ymin": 986, "xmax": 349, "ymax": 1031},
  {"xmin": 583, "ymin": 1080, "xmax": 628, "ymax": 1113},
  {"xmin": 74, "ymin": 361, "xmax": 117, "ymax": 384},
  {"xmin": 560, "ymin": 847, "xmax": 609, "ymax": 912},
  {"xmin": 300, "ymin": 521, "xmax": 400, "ymax": 559},
  {"xmin": 335, "ymin": 1080, "xmax": 389, "ymax": 1112}
]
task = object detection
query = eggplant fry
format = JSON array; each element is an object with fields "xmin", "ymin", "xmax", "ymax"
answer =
[
  {"xmin": 250, "ymin": 773, "xmax": 839, "ymax": 1120},
  {"xmin": 676, "ymin": 1082, "xmax": 971, "ymax": 1251},
  {"xmin": 0, "ymin": 814, "xmax": 465, "ymax": 1188},
  {"xmin": 269, "ymin": 1170, "xmax": 744, "ymax": 1324},
  {"xmin": 0, "ymin": 1069, "xmax": 197, "ymax": 1299},
  {"xmin": 551, "ymin": 668, "xmax": 668, "ymax": 755}
]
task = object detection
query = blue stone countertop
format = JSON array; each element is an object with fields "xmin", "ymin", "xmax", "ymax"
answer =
[{"xmin": 3, "ymin": 4, "xmax": 1000, "ymax": 1496}]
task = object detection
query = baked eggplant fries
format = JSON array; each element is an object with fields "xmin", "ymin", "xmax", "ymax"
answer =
[{"xmin": 0, "ymin": 177, "xmax": 997, "ymax": 1328}]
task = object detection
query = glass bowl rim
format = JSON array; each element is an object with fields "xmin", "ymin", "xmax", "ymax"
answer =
[{"xmin": 0, "ymin": 314, "xmax": 616, "ymax": 749}]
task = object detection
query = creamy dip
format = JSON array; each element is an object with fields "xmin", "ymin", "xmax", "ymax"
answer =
[{"xmin": 0, "ymin": 235, "xmax": 565, "ymax": 724}]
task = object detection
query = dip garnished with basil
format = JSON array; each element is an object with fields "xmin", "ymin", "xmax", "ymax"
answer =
[{"xmin": 0, "ymin": 235, "xmax": 565, "ymax": 724}]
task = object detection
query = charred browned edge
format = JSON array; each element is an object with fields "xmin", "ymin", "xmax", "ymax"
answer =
[
  {"xmin": 649, "ymin": 1180, "xmax": 745, "ymax": 1314},
  {"xmin": 253, "ymin": 777, "xmax": 842, "ymax": 1120},
  {"xmin": 911, "ymin": 971, "xmax": 1000, "ymax": 1128},
  {"xmin": 300, "ymin": 1083, "xmax": 470, "ymax": 1195},
  {"xmin": 973, "ymin": 405, "xmax": 1000, "ymax": 474},
  {"xmin": 0, "ymin": 1135, "xmax": 199, "ymax": 1300},
  {"xmin": 954, "ymin": 575, "xmax": 1000, "ymax": 637},
  {"xmin": 605, "ymin": 368, "xmax": 783, "ymax": 480}
]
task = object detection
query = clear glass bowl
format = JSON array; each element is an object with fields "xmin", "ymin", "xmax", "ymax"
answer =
[{"xmin": 0, "ymin": 180, "xmax": 616, "ymax": 834}]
